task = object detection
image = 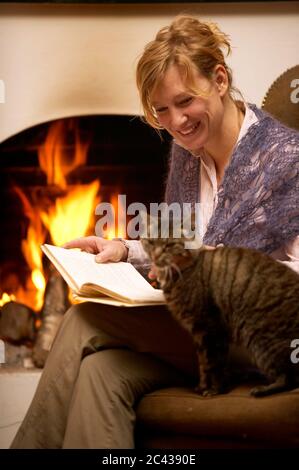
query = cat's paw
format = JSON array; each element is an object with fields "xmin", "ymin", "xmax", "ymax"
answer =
[
  {"xmin": 194, "ymin": 384, "xmax": 220, "ymax": 397},
  {"xmin": 250, "ymin": 385, "xmax": 269, "ymax": 397}
]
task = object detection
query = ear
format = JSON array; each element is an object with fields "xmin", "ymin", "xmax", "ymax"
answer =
[{"xmin": 213, "ymin": 64, "xmax": 229, "ymax": 97}]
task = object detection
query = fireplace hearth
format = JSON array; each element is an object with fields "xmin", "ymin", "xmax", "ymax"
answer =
[{"xmin": 0, "ymin": 114, "xmax": 170, "ymax": 367}]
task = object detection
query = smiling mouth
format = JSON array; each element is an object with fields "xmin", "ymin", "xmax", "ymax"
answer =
[{"xmin": 178, "ymin": 122, "xmax": 200, "ymax": 137}]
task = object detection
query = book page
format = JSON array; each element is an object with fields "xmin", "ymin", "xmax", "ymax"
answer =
[
  {"xmin": 42, "ymin": 244, "xmax": 164, "ymax": 303},
  {"xmin": 71, "ymin": 293, "xmax": 165, "ymax": 308}
]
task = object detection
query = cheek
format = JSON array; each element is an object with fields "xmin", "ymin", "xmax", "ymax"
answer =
[
  {"xmin": 192, "ymin": 100, "xmax": 207, "ymax": 114},
  {"xmin": 157, "ymin": 115, "xmax": 171, "ymax": 132}
]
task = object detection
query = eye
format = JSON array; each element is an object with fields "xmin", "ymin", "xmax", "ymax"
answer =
[
  {"xmin": 155, "ymin": 106, "xmax": 167, "ymax": 114},
  {"xmin": 178, "ymin": 96, "xmax": 193, "ymax": 106}
]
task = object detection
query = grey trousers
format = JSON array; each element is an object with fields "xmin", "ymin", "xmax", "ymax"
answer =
[{"xmin": 11, "ymin": 302, "xmax": 198, "ymax": 449}]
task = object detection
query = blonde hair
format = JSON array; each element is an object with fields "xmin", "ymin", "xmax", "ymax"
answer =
[{"xmin": 136, "ymin": 15, "xmax": 237, "ymax": 129}]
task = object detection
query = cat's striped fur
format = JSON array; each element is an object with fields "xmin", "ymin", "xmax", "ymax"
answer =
[{"xmin": 141, "ymin": 237, "xmax": 299, "ymax": 397}]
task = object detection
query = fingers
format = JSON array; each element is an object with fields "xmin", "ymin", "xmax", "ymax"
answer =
[
  {"xmin": 95, "ymin": 247, "xmax": 114, "ymax": 263},
  {"xmin": 62, "ymin": 236, "xmax": 103, "ymax": 254},
  {"xmin": 63, "ymin": 237, "xmax": 92, "ymax": 249},
  {"xmin": 62, "ymin": 237, "xmax": 128, "ymax": 263},
  {"xmin": 95, "ymin": 241, "xmax": 128, "ymax": 263},
  {"xmin": 204, "ymin": 244, "xmax": 218, "ymax": 251}
]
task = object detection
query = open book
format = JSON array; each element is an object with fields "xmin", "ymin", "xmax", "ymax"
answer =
[{"xmin": 41, "ymin": 244, "xmax": 165, "ymax": 307}]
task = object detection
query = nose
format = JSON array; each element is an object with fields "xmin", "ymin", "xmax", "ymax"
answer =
[{"xmin": 169, "ymin": 108, "xmax": 188, "ymax": 129}]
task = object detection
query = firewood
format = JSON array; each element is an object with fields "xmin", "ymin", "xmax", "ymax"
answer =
[
  {"xmin": 32, "ymin": 266, "xmax": 69, "ymax": 368},
  {"xmin": 0, "ymin": 301, "xmax": 36, "ymax": 343}
]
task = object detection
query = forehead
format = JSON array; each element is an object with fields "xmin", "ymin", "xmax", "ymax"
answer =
[
  {"xmin": 150, "ymin": 64, "xmax": 209, "ymax": 106},
  {"xmin": 150, "ymin": 64, "xmax": 190, "ymax": 105}
]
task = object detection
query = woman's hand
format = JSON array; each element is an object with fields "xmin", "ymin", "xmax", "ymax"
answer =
[{"xmin": 63, "ymin": 236, "xmax": 128, "ymax": 263}]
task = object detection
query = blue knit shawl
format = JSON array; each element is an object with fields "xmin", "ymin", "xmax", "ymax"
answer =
[{"xmin": 165, "ymin": 105, "xmax": 299, "ymax": 254}]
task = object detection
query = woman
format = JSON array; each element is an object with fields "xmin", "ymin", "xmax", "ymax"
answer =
[{"xmin": 11, "ymin": 15, "xmax": 299, "ymax": 449}]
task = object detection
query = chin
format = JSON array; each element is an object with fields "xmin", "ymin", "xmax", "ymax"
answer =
[
  {"xmin": 183, "ymin": 143, "xmax": 204, "ymax": 156},
  {"xmin": 176, "ymin": 137, "xmax": 206, "ymax": 154},
  {"xmin": 175, "ymin": 140, "xmax": 196, "ymax": 152}
]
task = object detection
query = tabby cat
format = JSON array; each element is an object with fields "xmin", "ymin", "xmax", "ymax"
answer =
[{"xmin": 141, "ymin": 228, "xmax": 299, "ymax": 397}]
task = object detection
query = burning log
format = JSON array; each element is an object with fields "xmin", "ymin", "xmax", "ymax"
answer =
[
  {"xmin": 0, "ymin": 301, "xmax": 36, "ymax": 343},
  {"xmin": 32, "ymin": 266, "xmax": 70, "ymax": 368}
]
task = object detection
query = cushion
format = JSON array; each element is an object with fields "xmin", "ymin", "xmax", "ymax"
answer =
[{"xmin": 136, "ymin": 384, "xmax": 299, "ymax": 448}]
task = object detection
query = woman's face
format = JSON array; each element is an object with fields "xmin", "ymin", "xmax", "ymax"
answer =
[{"xmin": 151, "ymin": 64, "xmax": 227, "ymax": 154}]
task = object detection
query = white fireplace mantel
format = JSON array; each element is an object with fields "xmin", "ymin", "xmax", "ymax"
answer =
[{"xmin": 0, "ymin": 2, "xmax": 298, "ymax": 143}]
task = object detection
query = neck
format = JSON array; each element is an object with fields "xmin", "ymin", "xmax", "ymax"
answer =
[{"xmin": 204, "ymin": 98, "xmax": 245, "ymax": 184}]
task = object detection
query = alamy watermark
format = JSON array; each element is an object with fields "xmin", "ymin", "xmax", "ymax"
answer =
[
  {"xmin": 290, "ymin": 78, "xmax": 299, "ymax": 104},
  {"xmin": 95, "ymin": 195, "xmax": 208, "ymax": 249},
  {"xmin": 0, "ymin": 79, "xmax": 5, "ymax": 104},
  {"xmin": 0, "ymin": 339, "xmax": 5, "ymax": 365},
  {"xmin": 290, "ymin": 339, "xmax": 299, "ymax": 364}
]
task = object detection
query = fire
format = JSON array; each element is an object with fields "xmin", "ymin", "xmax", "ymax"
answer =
[
  {"xmin": 0, "ymin": 293, "xmax": 16, "ymax": 307},
  {"xmin": 38, "ymin": 119, "xmax": 89, "ymax": 190},
  {"xmin": 2, "ymin": 119, "xmax": 101, "ymax": 312},
  {"xmin": 13, "ymin": 188, "xmax": 47, "ymax": 311},
  {"xmin": 41, "ymin": 181, "xmax": 100, "ymax": 247}
]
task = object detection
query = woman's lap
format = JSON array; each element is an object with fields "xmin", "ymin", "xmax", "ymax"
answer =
[{"xmin": 11, "ymin": 302, "xmax": 197, "ymax": 448}]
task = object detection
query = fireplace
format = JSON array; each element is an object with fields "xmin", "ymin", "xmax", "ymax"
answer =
[
  {"xmin": 0, "ymin": 114, "xmax": 170, "ymax": 366},
  {"xmin": 1, "ymin": 0, "xmax": 299, "ymax": 451},
  {"xmin": 0, "ymin": 1, "xmax": 180, "ymax": 368}
]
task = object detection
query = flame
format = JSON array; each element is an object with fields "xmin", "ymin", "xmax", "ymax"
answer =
[
  {"xmin": 0, "ymin": 292, "xmax": 16, "ymax": 307},
  {"xmin": 3, "ymin": 119, "xmax": 100, "ymax": 312},
  {"xmin": 14, "ymin": 188, "xmax": 47, "ymax": 311},
  {"xmin": 41, "ymin": 181, "xmax": 100, "ymax": 247},
  {"xmin": 38, "ymin": 119, "xmax": 89, "ymax": 190}
]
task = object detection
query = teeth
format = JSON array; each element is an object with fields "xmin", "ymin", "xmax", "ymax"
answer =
[{"xmin": 180, "ymin": 123, "xmax": 199, "ymax": 136}]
